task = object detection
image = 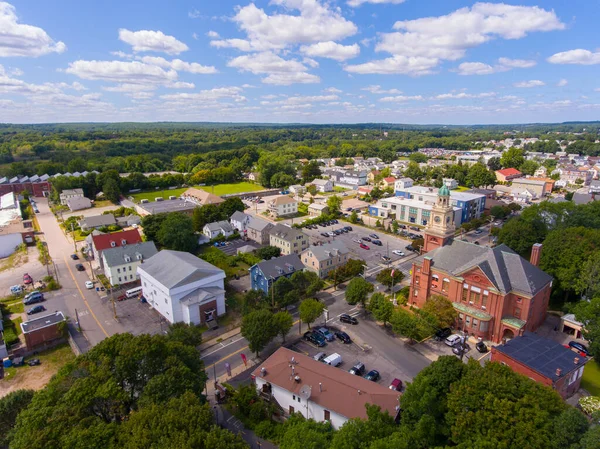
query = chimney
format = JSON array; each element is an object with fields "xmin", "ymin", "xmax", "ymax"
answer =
[
  {"xmin": 319, "ymin": 383, "xmax": 322, "ymax": 392},
  {"xmin": 422, "ymin": 256, "xmax": 432, "ymax": 275},
  {"xmin": 555, "ymin": 368, "xmax": 562, "ymax": 377},
  {"xmin": 574, "ymin": 357, "xmax": 580, "ymax": 365},
  {"xmin": 530, "ymin": 243, "xmax": 542, "ymax": 267}
]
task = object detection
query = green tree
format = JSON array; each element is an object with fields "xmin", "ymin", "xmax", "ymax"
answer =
[
  {"xmin": 497, "ymin": 216, "xmax": 547, "ymax": 257},
  {"xmin": 271, "ymin": 173, "xmax": 296, "ymax": 188},
  {"xmin": 500, "ymin": 147, "xmax": 525, "ymax": 169},
  {"xmin": 302, "ymin": 161, "xmax": 322, "ymax": 183},
  {"xmin": 192, "ymin": 204, "xmax": 222, "ymax": 231},
  {"xmin": 219, "ymin": 197, "xmax": 245, "ymax": 218},
  {"xmin": 349, "ymin": 210, "xmax": 359, "ymax": 224},
  {"xmin": 273, "ymin": 311, "xmax": 294, "ymax": 342},
  {"xmin": 375, "ymin": 268, "xmax": 404, "ymax": 289},
  {"xmin": 367, "ymin": 293, "xmax": 394, "ymax": 326},
  {"xmin": 579, "ymin": 425, "xmax": 600, "ymax": 449},
  {"xmin": 299, "ymin": 298, "xmax": 326, "ymax": 329},
  {"xmin": 290, "ymin": 270, "xmax": 324, "ymax": 298},
  {"xmin": 157, "ymin": 213, "xmax": 197, "ymax": 252},
  {"xmin": 103, "ymin": 177, "xmax": 122, "ymax": 203},
  {"xmin": 167, "ymin": 322, "xmax": 203, "ymax": 347},
  {"xmin": 345, "ymin": 277, "xmax": 374, "ymax": 306},
  {"xmin": 255, "ymin": 246, "xmax": 281, "ymax": 260},
  {"xmin": 520, "ymin": 159, "xmax": 540, "ymax": 176},
  {"xmin": 465, "ymin": 162, "xmax": 496, "ymax": 188},
  {"xmin": 240, "ymin": 289, "xmax": 267, "ymax": 315},
  {"xmin": 241, "ymin": 309, "xmax": 276, "ymax": 357},
  {"xmin": 490, "ymin": 205, "xmax": 506, "ymax": 219},
  {"xmin": 330, "ymin": 404, "xmax": 397, "ymax": 449},
  {"xmin": 306, "ymin": 184, "xmax": 318, "ymax": 196},
  {"xmin": 279, "ymin": 415, "xmax": 333, "ymax": 449},
  {"xmin": 404, "ymin": 162, "xmax": 423, "ymax": 181},
  {"xmin": 573, "ymin": 297, "xmax": 600, "ymax": 359},
  {"xmin": 487, "ymin": 156, "xmax": 502, "ymax": 171},
  {"xmin": 422, "ymin": 295, "xmax": 457, "ymax": 328},
  {"xmin": 0, "ymin": 389, "xmax": 35, "ymax": 447},
  {"xmin": 551, "ymin": 408, "xmax": 589, "ymax": 449},
  {"xmin": 408, "ymin": 152, "xmax": 428, "ymax": 163},
  {"xmin": 141, "ymin": 213, "xmax": 168, "ymax": 243},
  {"xmin": 327, "ymin": 194, "xmax": 342, "ymax": 215}
]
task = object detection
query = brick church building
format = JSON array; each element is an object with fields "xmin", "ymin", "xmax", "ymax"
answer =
[{"xmin": 409, "ymin": 186, "xmax": 553, "ymax": 343}]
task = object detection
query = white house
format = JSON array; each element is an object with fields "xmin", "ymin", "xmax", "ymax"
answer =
[
  {"xmin": 59, "ymin": 188, "xmax": 84, "ymax": 206},
  {"xmin": 67, "ymin": 196, "xmax": 92, "ymax": 211},
  {"xmin": 289, "ymin": 185, "xmax": 306, "ymax": 196},
  {"xmin": 443, "ymin": 178, "xmax": 458, "ymax": 189},
  {"xmin": 230, "ymin": 211, "xmax": 251, "ymax": 232},
  {"xmin": 101, "ymin": 241, "xmax": 158, "ymax": 286},
  {"xmin": 310, "ymin": 179, "xmax": 333, "ymax": 193},
  {"xmin": 394, "ymin": 177, "xmax": 413, "ymax": 192},
  {"xmin": 137, "ymin": 250, "xmax": 226, "ymax": 325},
  {"xmin": 252, "ymin": 347, "xmax": 400, "ymax": 430},
  {"xmin": 268, "ymin": 196, "xmax": 298, "ymax": 217},
  {"xmin": 203, "ymin": 220, "xmax": 235, "ymax": 239}
]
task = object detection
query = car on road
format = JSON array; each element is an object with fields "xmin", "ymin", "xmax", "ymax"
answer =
[
  {"xmin": 75, "ymin": 264, "xmax": 85, "ymax": 271},
  {"xmin": 352, "ymin": 238, "xmax": 362, "ymax": 244},
  {"xmin": 389, "ymin": 378, "xmax": 403, "ymax": 391},
  {"xmin": 405, "ymin": 245, "xmax": 416, "ymax": 252},
  {"xmin": 364, "ymin": 370, "xmax": 380, "ymax": 382},
  {"xmin": 23, "ymin": 291, "xmax": 44, "ymax": 305},
  {"xmin": 476, "ymin": 341, "xmax": 488, "ymax": 353},
  {"xmin": 381, "ymin": 255, "xmax": 391, "ymax": 262},
  {"xmin": 340, "ymin": 314, "xmax": 358, "ymax": 325},
  {"xmin": 359, "ymin": 243, "xmax": 370, "ymax": 250},
  {"xmin": 316, "ymin": 327, "xmax": 335, "ymax": 342},
  {"xmin": 23, "ymin": 273, "xmax": 33, "ymax": 284},
  {"xmin": 568, "ymin": 341, "xmax": 590, "ymax": 356},
  {"xmin": 313, "ymin": 352, "xmax": 327, "ymax": 362},
  {"xmin": 369, "ymin": 233, "xmax": 379, "ymax": 239},
  {"xmin": 348, "ymin": 362, "xmax": 366, "ymax": 376},
  {"xmin": 392, "ymin": 250, "xmax": 405, "ymax": 256},
  {"xmin": 303, "ymin": 331, "xmax": 326, "ymax": 347},
  {"xmin": 361, "ymin": 236, "xmax": 371, "ymax": 242},
  {"xmin": 434, "ymin": 327, "xmax": 452, "ymax": 341},
  {"xmin": 27, "ymin": 305, "xmax": 46, "ymax": 315},
  {"xmin": 85, "ymin": 281, "xmax": 94, "ymax": 289},
  {"xmin": 70, "ymin": 254, "xmax": 79, "ymax": 260},
  {"xmin": 474, "ymin": 229, "xmax": 483, "ymax": 235},
  {"xmin": 445, "ymin": 334, "xmax": 462, "ymax": 347},
  {"xmin": 335, "ymin": 331, "xmax": 352, "ymax": 344}
]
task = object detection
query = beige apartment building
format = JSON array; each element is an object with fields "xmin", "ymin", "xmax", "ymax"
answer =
[
  {"xmin": 269, "ymin": 224, "xmax": 308, "ymax": 255},
  {"xmin": 301, "ymin": 241, "xmax": 349, "ymax": 278}
]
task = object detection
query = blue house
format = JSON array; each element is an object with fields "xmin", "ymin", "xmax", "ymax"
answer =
[{"xmin": 250, "ymin": 254, "xmax": 305, "ymax": 295}]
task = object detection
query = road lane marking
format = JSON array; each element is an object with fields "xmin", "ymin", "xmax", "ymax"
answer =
[
  {"xmin": 204, "ymin": 345, "xmax": 249, "ymax": 371},
  {"xmin": 200, "ymin": 336, "xmax": 246, "ymax": 359},
  {"xmin": 64, "ymin": 255, "xmax": 109, "ymax": 338}
]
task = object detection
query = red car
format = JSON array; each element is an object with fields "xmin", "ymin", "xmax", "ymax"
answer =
[
  {"xmin": 23, "ymin": 273, "xmax": 33, "ymax": 284},
  {"xmin": 360, "ymin": 243, "xmax": 370, "ymax": 250}
]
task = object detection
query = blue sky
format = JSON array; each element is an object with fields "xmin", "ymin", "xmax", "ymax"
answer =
[{"xmin": 1, "ymin": 0, "xmax": 599, "ymax": 124}]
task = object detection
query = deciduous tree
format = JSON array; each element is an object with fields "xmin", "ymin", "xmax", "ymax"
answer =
[
  {"xmin": 241, "ymin": 309, "xmax": 276, "ymax": 357},
  {"xmin": 299, "ymin": 298, "xmax": 325, "ymax": 329},
  {"xmin": 375, "ymin": 268, "xmax": 404, "ymax": 289},
  {"xmin": 422, "ymin": 295, "xmax": 457, "ymax": 328},
  {"xmin": 157, "ymin": 212, "xmax": 197, "ymax": 253},
  {"xmin": 345, "ymin": 277, "xmax": 374, "ymax": 307},
  {"xmin": 273, "ymin": 311, "xmax": 294, "ymax": 342}
]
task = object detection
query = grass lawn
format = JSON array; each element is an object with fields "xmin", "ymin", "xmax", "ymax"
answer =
[
  {"xmin": 452, "ymin": 186, "xmax": 470, "ymax": 192},
  {"xmin": 93, "ymin": 200, "xmax": 114, "ymax": 208},
  {"xmin": 581, "ymin": 360, "xmax": 600, "ymax": 396},
  {"xmin": 2, "ymin": 316, "xmax": 23, "ymax": 345},
  {"xmin": 130, "ymin": 182, "xmax": 264, "ymax": 203},
  {"xmin": 72, "ymin": 229, "xmax": 89, "ymax": 242}
]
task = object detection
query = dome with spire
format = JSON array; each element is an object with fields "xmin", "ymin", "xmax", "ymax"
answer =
[{"xmin": 438, "ymin": 184, "xmax": 450, "ymax": 197}]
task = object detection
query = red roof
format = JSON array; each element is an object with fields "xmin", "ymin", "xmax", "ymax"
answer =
[
  {"xmin": 92, "ymin": 229, "xmax": 142, "ymax": 251},
  {"xmin": 383, "ymin": 177, "xmax": 396, "ymax": 182},
  {"xmin": 496, "ymin": 168, "xmax": 522, "ymax": 176}
]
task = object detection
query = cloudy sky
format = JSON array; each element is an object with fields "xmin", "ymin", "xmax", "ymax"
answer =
[{"xmin": 1, "ymin": 0, "xmax": 599, "ymax": 124}]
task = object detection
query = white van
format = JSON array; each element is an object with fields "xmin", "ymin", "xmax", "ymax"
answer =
[
  {"xmin": 126, "ymin": 286, "xmax": 143, "ymax": 298},
  {"xmin": 323, "ymin": 353, "xmax": 342, "ymax": 367}
]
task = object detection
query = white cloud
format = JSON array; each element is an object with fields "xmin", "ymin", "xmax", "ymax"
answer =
[
  {"xmin": 285, "ymin": 95, "xmax": 338, "ymax": 104},
  {"xmin": 433, "ymin": 92, "xmax": 496, "ymax": 100},
  {"xmin": 118, "ymin": 29, "xmax": 189, "ymax": 55},
  {"xmin": 261, "ymin": 94, "xmax": 278, "ymax": 100},
  {"xmin": 192, "ymin": 33, "xmax": 199, "ymax": 41},
  {"xmin": 138, "ymin": 56, "xmax": 217, "ymax": 74},
  {"xmin": 456, "ymin": 62, "xmax": 495, "ymax": 75},
  {"xmin": 301, "ymin": 41, "xmax": 360, "ymax": 61},
  {"xmin": 102, "ymin": 83, "xmax": 156, "ymax": 93},
  {"xmin": 557, "ymin": 79, "xmax": 568, "ymax": 87},
  {"xmin": 323, "ymin": 87, "xmax": 342, "ymax": 93},
  {"xmin": 66, "ymin": 60, "xmax": 178, "ymax": 86},
  {"xmin": 347, "ymin": 0, "xmax": 406, "ymax": 7},
  {"xmin": 514, "ymin": 80, "xmax": 545, "ymax": 88},
  {"xmin": 188, "ymin": 9, "xmax": 204, "ymax": 19},
  {"xmin": 362, "ymin": 85, "xmax": 402, "ymax": 94},
  {"xmin": 227, "ymin": 52, "xmax": 319, "ymax": 85},
  {"xmin": 379, "ymin": 95, "xmax": 424, "ymax": 102},
  {"xmin": 547, "ymin": 49, "xmax": 600, "ymax": 65},
  {"xmin": 262, "ymin": 72, "xmax": 320, "ymax": 85},
  {"xmin": 0, "ymin": 2, "xmax": 66, "ymax": 57},
  {"xmin": 206, "ymin": 31, "xmax": 220, "ymax": 39},
  {"xmin": 497, "ymin": 57, "xmax": 536, "ymax": 69},
  {"xmin": 111, "ymin": 51, "xmax": 132, "ymax": 59},
  {"xmin": 160, "ymin": 87, "xmax": 246, "ymax": 103},
  {"xmin": 456, "ymin": 57, "xmax": 536, "ymax": 75},
  {"xmin": 165, "ymin": 81, "xmax": 195, "ymax": 89},
  {"xmin": 347, "ymin": 3, "xmax": 563, "ymax": 75},
  {"xmin": 9, "ymin": 67, "xmax": 23, "ymax": 76},
  {"xmin": 303, "ymin": 57, "xmax": 319, "ymax": 68}
]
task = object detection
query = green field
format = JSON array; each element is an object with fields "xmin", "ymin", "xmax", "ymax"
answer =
[
  {"xmin": 129, "ymin": 182, "xmax": 264, "ymax": 203},
  {"xmin": 581, "ymin": 360, "xmax": 600, "ymax": 397}
]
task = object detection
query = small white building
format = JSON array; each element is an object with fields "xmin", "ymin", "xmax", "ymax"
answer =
[
  {"xmin": 310, "ymin": 179, "xmax": 333, "ymax": 193},
  {"xmin": 137, "ymin": 250, "xmax": 226, "ymax": 325},
  {"xmin": 59, "ymin": 188, "xmax": 84, "ymax": 206},
  {"xmin": 289, "ymin": 185, "xmax": 306, "ymax": 196},
  {"xmin": 230, "ymin": 211, "xmax": 251, "ymax": 233},
  {"xmin": 67, "ymin": 196, "xmax": 92, "ymax": 211},
  {"xmin": 443, "ymin": 178, "xmax": 458, "ymax": 189},
  {"xmin": 101, "ymin": 241, "xmax": 158, "ymax": 286},
  {"xmin": 308, "ymin": 203, "xmax": 329, "ymax": 217},
  {"xmin": 203, "ymin": 220, "xmax": 235, "ymax": 239},
  {"xmin": 394, "ymin": 177, "xmax": 413, "ymax": 192},
  {"xmin": 268, "ymin": 196, "xmax": 298, "ymax": 217}
]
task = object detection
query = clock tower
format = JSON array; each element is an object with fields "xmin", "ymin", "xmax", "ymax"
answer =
[{"xmin": 423, "ymin": 185, "xmax": 455, "ymax": 252}]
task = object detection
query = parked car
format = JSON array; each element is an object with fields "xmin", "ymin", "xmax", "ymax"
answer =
[
  {"xmin": 476, "ymin": 341, "xmax": 489, "ymax": 353},
  {"xmin": 10, "ymin": 285, "xmax": 23, "ymax": 295},
  {"xmin": 313, "ymin": 352, "xmax": 327, "ymax": 362},
  {"xmin": 117, "ymin": 294, "xmax": 127, "ymax": 301},
  {"xmin": 392, "ymin": 250, "xmax": 405, "ymax": 256},
  {"xmin": 316, "ymin": 327, "xmax": 335, "ymax": 342},
  {"xmin": 372, "ymin": 240, "xmax": 382, "ymax": 246},
  {"xmin": 303, "ymin": 331, "xmax": 326, "ymax": 347},
  {"xmin": 568, "ymin": 341, "xmax": 590, "ymax": 356},
  {"xmin": 369, "ymin": 233, "xmax": 379, "ymax": 239},
  {"xmin": 348, "ymin": 362, "xmax": 366, "ymax": 376},
  {"xmin": 23, "ymin": 291, "xmax": 44, "ymax": 305},
  {"xmin": 352, "ymin": 238, "xmax": 362, "ymax": 244},
  {"xmin": 445, "ymin": 334, "xmax": 462, "ymax": 347},
  {"xmin": 434, "ymin": 327, "xmax": 452, "ymax": 341},
  {"xmin": 27, "ymin": 304, "xmax": 46, "ymax": 315},
  {"xmin": 331, "ymin": 219, "xmax": 338, "ymax": 224},
  {"xmin": 381, "ymin": 255, "xmax": 391, "ymax": 262},
  {"xmin": 389, "ymin": 378, "xmax": 403, "ymax": 391},
  {"xmin": 362, "ymin": 236, "xmax": 371, "ymax": 242},
  {"xmin": 23, "ymin": 273, "xmax": 33, "ymax": 284},
  {"xmin": 327, "ymin": 231, "xmax": 335, "ymax": 237},
  {"xmin": 335, "ymin": 331, "xmax": 352, "ymax": 344},
  {"xmin": 344, "ymin": 226, "xmax": 353, "ymax": 231},
  {"xmin": 405, "ymin": 245, "xmax": 416, "ymax": 252},
  {"xmin": 340, "ymin": 314, "xmax": 358, "ymax": 325},
  {"xmin": 474, "ymin": 229, "xmax": 483, "ymax": 235},
  {"xmin": 323, "ymin": 353, "xmax": 342, "ymax": 367},
  {"xmin": 85, "ymin": 281, "xmax": 94, "ymax": 289},
  {"xmin": 359, "ymin": 243, "xmax": 370, "ymax": 250},
  {"xmin": 75, "ymin": 264, "xmax": 85, "ymax": 271},
  {"xmin": 321, "ymin": 232, "xmax": 329, "ymax": 237},
  {"xmin": 364, "ymin": 370, "xmax": 380, "ymax": 382}
]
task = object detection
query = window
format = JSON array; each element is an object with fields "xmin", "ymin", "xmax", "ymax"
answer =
[
  {"xmin": 324, "ymin": 410, "xmax": 331, "ymax": 421},
  {"xmin": 458, "ymin": 313, "xmax": 464, "ymax": 322},
  {"xmin": 442, "ymin": 278, "xmax": 450, "ymax": 292},
  {"xmin": 293, "ymin": 395, "xmax": 296, "ymax": 400},
  {"xmin": 415, "ymin": 276, "xmax": 420, "ymax": 285},
  {"xmin": 118, "ymin": 277, "xmax": 121, "ymax": 282},
  {"xmin": 482, "ymin": 290, "xmax": 489, "ymax": 307},
  {"xmin": 164, "ymin": 298, "xmax": 168, "ymax": 304},
  {"xmin": 129, "ymin": 266, "xmax": 132, "ymax": 271},
  {"xmin": 465, "ymin": 316, "xmax": 471, "ymax": 327},
  {"xmin": 117, "ymin": 268, "xmax": 121, "ymax": 273},
  {"xmin": 462, "ymin": 285, "xmax": 468, "ymax": 302},
  {"xmin": 514, "ymin": 307, "xmax": 522, "ymax": 319},
  {"xmin": 297, "ymin": 397, "xmax": 301, "ymax": 403},
  {"xmin": 472, "ymin": 318, "xmax": 478, "ymax": 328},
  {"xmin": 480, "ymin": 321, "xmax": 489, "ymax": 332}
]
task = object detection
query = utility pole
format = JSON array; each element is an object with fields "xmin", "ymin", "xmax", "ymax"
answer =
[
  {"xmin": 74, "ymin": 308, "xmax": 81, "ymax": 332},
  {"xmin": 70, "ymin": 222, "xmax": 77, "ymax": 253},
  {"xmin": 110, "ymin": 287, "xmax": 118, "ymax": 320}
]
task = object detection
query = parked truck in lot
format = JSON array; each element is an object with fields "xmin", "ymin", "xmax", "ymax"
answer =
[{"xmin": 323, "ymin": 353, "xmax": 342, "ymax": 367}]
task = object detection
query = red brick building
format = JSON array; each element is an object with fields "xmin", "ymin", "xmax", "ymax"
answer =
[
  {"xmin": 412, "ymin": 186, "xmax": 553, "ymax": 343},
  {"xmin": 495, "ymin": 168, "xmax": 524, "ymax": 182},
  {"xmin": 491, "ymin": 332, "xmax": 589, "ymax": 399},
  {"xmin": 20, "ymin": 311, "xmax": 66, "ymax": 351},
  {"xmin": 0, "ymin": 175, "xmax": 51, "ymax": 197}
]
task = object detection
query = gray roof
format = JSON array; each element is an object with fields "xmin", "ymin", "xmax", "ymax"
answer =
[
  {"xmin": 138, "ymin": 250, "xmax": 224, "ymax": 289},
  {"xmin": 572, "ymin": 192, "xmax": 597, "ymax": 205},
  {"xmin": 414, "ymin": 240, "xmax": 552, "ymax": 296},
  {"xmin": 79, "ymin": 214, "xmax": 116, "ymax": 228},
  {"xmin": 138, "ymin": 199, "xmax": 196, "ymax": 215},
  {"xmin": 303, "ymin": 241, "xmax": 349, "ymax": 262},
  {"xmin": 311, "ymin": 179, "xmax": 329, "ymax": 185},
  {"xmin": 205, "ymin": 220, "xmax": 234, "ymax": 233},
  {"xmin": 102, "ymin": 241, "xmax": 158, "ymax": 267},
  {"xmin": 21, "ymin": 311, "xmax": 66, "ymax": 334},
  {"xmin": 230, "ymin": 211, "xmax": 250, "ymax": 223},
  {"xmin": 269, "ymin": 223, "xmax": 306, "ymax": 242},
  {"xmin": 494, "ymin": 332, "xmax": 588, "ymax": 381},
  {"xmin": 255, "ymin": 254, "xmax": 304, "ymax": 279},
  {"xmin": 61, "ymin": 188, "xmax": 84, "ymax": 196},
  {"xmin": 247, "ymin": 217, "xmax": 274, "ymax": 232}
]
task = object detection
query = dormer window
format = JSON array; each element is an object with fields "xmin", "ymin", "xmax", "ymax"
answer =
[
  {"xmin": 124, "ymin": 255, "xmax": 131, "ymax": 263},
  {"xmin": 121, "ymin": 239, "xmax": 127, "ymax": 246},
  {"xmin": 136, "ymin": 254, "xmax": 142, "ymax": 260},
  {"xmin": 110, "ymin": 241, "xmax": 116, "ymax": 247}
]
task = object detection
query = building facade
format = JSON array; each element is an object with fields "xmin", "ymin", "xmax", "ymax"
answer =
[
  {"xmin": 203, "ymin": 220, "xmax": 235, "ymax": 239},
  {"xmin": 247, "ymin": 217, "xmax": 274, "ymax": 245},
  {"xmin": 0, "ymin": 175, "xmax": 51, "ymax": 197},
  {"xmin": 101, "ymin": 241, "xmax": 158, "ymax": 286},
  {"xmin": 301, "ymin": 242, "xmax": 349, "ymax": 279},
  {"xmin": 181, "ymin": 188, "xmax": 225, "ymax": 206},
  {"xmin": 369, "ymin": 196, "xmax": 462, "ymax": 227},
  {"xmin": 269, "ymin": 224, "xmax": 309, "ymax": 255},
  {"xmin": 60, "ymin": 188, "xmax": 84, "ymax": 205},
  {"xmin": 311, "ymin": 179, "xmax": 333, "ymax": 192},
  {"xmin": 230, "ymin": 211, "xmax": 251, "ymax": 232},
  {"xmin": 250, "ymin": 254, "xmax": 305, "ymax": 295},
  {"xmin": 90, "ymin": 229, "xmax": 143, "ymax": 268},
  {"xmin": 495, "ymin": 168, "xmax": 524, "ymax": 182},
  {"xmin": 268, "ymin": 196, "xmax": 298, "ymax": 217}
]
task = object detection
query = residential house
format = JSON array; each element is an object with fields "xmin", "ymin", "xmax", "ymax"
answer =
[
  {"xmin": 203, "ymin": 220, "xmax": 235, "ymax": 239},
  {"xmin": 367, "ymin": 170, "xmax": 380, "ymax": 184},
  {"xmin": 250, "ymin": 254, "xmax": 304, "ymax": 295},
  {"xmin": 394, "ymin": 177, "xmax": 413, "ymax": 191},
  {"xmin": 116, "ymin": 214, "xmax": 141, "ymax": 228},
  {"xmin": 90, "ymin": 229, "xmax": 143, "ymax": 268},
  {"xmin": 101, "ymin": 241, "xmax": 158, "ymax": 286},
  {"xmin": 268, "ymin": 196, "xmax": 298, "ymax": 217},
  {"xmin": 252, "ymin": 347, "xmax": 400, "ymax": 430},
  {"xmin": 491, "ymin": 332, "xmax": 589, "ymax": 399},
  {"xmin": 247, "ymin": 217, "xmax": 275, "ymax": 245},
  {"xmin": 181, "ymin": 188, "xmax": 225, "ymax": 206},
  {"xmin": 495, "ymin": 168, "xmax": 524, "ymax": 182},
  {"xmin": 443, "ymin": 178, "xmax": 458, "ymax": 189},
  {"xmin": 136, "ymin": 198, "xmax": 196, "ymax": 216},
  {"xmin": 20, "ymin": 311, "xmax": 67, "ymax": 351},
  {"xmin": 310, "ymin": 179, "xmax": 333, "ymax": 193},
  {"xmin": 79, "ymin": 214, "xmax": 117, "ymax": 231},
  {"xmin": 137, "ymin": 250, "xmax": 226, "ymax": 325},
  {"xmin": 230, "ymin": 211, "xmax": 251, "ymax": 233},
  {"xmin": 269, "ymin": 224, "xmax": 309, "ymax": 255},
  {"xmin": 67, "ymin": 196, "xmax": 92, "ymax": 211},
  {"xmin": 308, "ymin": 203, "xmax": 329, "ymax": 217},
  {"xmin": 60, "ymin": 188, "xmax": 84, "ymax": 205},
  {"xmin": 513, "ymin": 189, "xmax": 535, "ymax": 204},
  {"xmin": 510, "ymin": 178, "xmax": 550, "ymax": 198},
  {"xmin": 301, "ymin": 241, "xmax": 349, "ymax": 279},
  {"xmin": 534, "ymin": 166, "xmax": 548, "ymax": 177},
  {"xmin": 381, "ymin": 177, "xmax": 396, "ymax": 189},
  {"xmin": 0, "ymin": 174, "xmax": 51, "ymax": 197},
  {"xmin": 555, "ymin": 166, "xmax": 594, "ymax": 186},
  {"xmin": 248, "ymin": 172, "xmax": 260, "ymax": 182},
  {"xmin": 289, "ymin": 185, "xmax": 306, "ymax": 196}
]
